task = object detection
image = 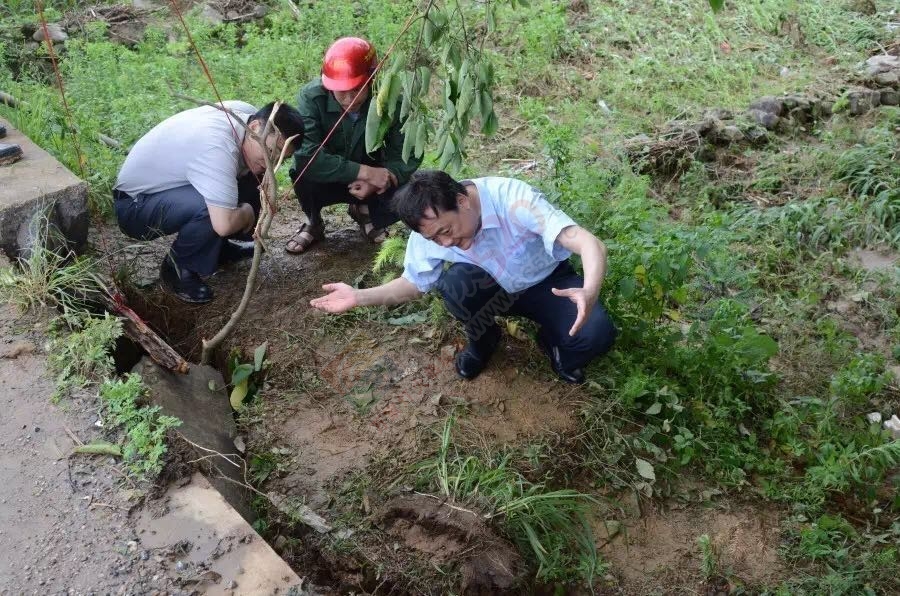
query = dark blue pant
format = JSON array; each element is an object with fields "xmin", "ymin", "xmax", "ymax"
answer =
[
  {"xmin": 291, "ymin": 174, "xmax": 400, "ymax": 230},
  {"xmin": 436, "ymin": 261, "xmax": 617, "ymax": 370},
  {"xmin": 114, "ymin": 174, "xmax": 260, "ymax": 276}
]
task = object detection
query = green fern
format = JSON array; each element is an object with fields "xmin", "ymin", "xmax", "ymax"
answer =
[{"xmin": 372, "ymin": 235, "xmax": 408, "ymax": 283}]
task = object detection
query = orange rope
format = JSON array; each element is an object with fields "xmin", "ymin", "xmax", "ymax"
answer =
[
  {"xmin": 36, "ymin": 0, "xmax": 86, "ymax": 179},
  {"xmin": 165, "ymin": 0, "xmax": 255, "ymax": 184}
]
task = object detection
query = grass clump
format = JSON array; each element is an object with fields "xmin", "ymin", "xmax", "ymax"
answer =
[
  {"xmin": 416, "ymin": 413, "xmax": 603, "ymax": 587},
  {"xmin": 99, "ymin": 374, "xmax": 181, "ymax": 480},
  {"xmin": 48, "ymin": 312, "xmax": 122, "ymax": 399}
]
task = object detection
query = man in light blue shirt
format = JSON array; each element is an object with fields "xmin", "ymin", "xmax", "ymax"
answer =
[{"xmin": 310, "ymin": 170, "xmax": 616, "ymax": 383}]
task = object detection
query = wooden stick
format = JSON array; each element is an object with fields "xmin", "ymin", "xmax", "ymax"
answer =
[{"xmin": 98, "ymin": 292, "xmax": 190, "ymax": 374}]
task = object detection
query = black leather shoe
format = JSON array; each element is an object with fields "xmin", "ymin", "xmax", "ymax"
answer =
[
  {"xmin": 454, "ymin": 325, "xmax": 501, "ymax": 380},
  {"xmin": 0, "ymin": 142, "xmax": 23, "ymax": 166},
  {"xmin": 160, "ymin": 258, "xmax": 214, "ymax": 304},
  {"xmin": 537, "ymin": 338, "xmax": 586, "ymax": 384},
  {"xmin": 219, "ymin": 239, "xmax": 256, "ymax": 265}
]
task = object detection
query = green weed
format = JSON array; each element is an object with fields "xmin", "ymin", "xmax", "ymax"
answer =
[
  {"xmin": 99, "ymin": 373, "xmax": 181, "ymax": 481},
  {"xmin": 416, "ymin": 413, "xmax": 603, "ymax": 586},
  {"xmin": 0, "ymin": 226, "xmax": 104, "ymax": 315},
  {"xmin": 48, "ymin": 312, "xmax": 122, "ymax": 399}
]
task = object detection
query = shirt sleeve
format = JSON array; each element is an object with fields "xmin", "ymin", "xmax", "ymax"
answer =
[
  {"xmin": 186, "ymin": 142, "xmax": 240, "ymax": 209},
  {"xmin": 401, "ymin": 233, "xmax": 446, "ymax": 293},
  {"xmin": 504, "ymin": 180, "xmax": 576, "ymax": 258}
]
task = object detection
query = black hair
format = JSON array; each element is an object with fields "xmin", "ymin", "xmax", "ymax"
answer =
[
  {"xmin": 250, "ymin": 102, "xmax": 305, "ymax": 147},
  {"xmin": 392, "ymin": 170, "xmax": 467, "ymax": 231}
]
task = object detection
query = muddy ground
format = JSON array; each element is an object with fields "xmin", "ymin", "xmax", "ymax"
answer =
[
  {"xmin": 0, "ymin": 304, "xmax": 194, "ymax": 594},
  {"xmin": 95, "ymin": 199, "xmax": 794, "ymax": 594}
]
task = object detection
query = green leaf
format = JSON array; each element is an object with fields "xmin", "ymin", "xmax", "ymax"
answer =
[
  {"xmin": 231, "ymin": 363, "xmax": 254, "ymax": 385},
  {"xmin": 387, "ymin": 312, "xmax": 428, "ymax": 326},
  {"xmin": 253, "ymin": 341, "xmax": 268, "ymax": 372},
  {"xmin": 635, "ymin": 457, "xmax": 656, "ymax": 481},
  {"xmin": 230, "ymin": 379, "xmax": 249, "ymax": 411},
  {"xmin": 365, "ymin": 98, "xmax": 382, "ymax": 153},
  {"xmin": 645, "ymin": 402, "xmax": 662, "ymax": 415},
  {"xmin": 402, "ymin": 119, "xmax": 414, "ymax": 163},
  {"xmin": 481, "ymin": 111, "xmax": 498, "ymax": 136},
  {"xmin": 708, "ymin": 0, "xmax": 724, "ymax": 11},
  {"xmin": 414, "ymin": 120, "xmax": 427, "ymax": 159},
  {"xmin": 418, "ymin": 66, "xmax": 431, "ymax": 94}
]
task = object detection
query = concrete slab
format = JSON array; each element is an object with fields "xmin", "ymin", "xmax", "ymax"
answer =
[
  {"xmin": 135, "ymin": 473, "xmax": 308, "ymax": 595},
  {"xmin": 0, "ymin": 116, "xmax": 88, "ymax": 259},
  {"xmin": 133, "ymin": 356, "xmax": 254, "ymax": 520}
]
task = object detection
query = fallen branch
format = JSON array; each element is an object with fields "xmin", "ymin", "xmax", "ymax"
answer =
[{"xmin": 98, "ymin": 292, "xmax": 189, "ymax": 374}]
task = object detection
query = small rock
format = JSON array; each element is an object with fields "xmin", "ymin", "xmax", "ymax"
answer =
[
  {"xmin": 879, "ymin": 88, "xmax": 899, "ymax": 106},
  {"xmin": 273, "ymin": 535, "xmax": 288, "ymax": 553},
  {"xmin": 226, "ymin": 580, "xmax": 238, "ymax": 589},
  {"xmin": 866, "ymin": 412, "xmax": 882, "ymax": 424},
  {"xmin": 848, "ymin": 90, "xmax": 880, "ymax": 115},
  {"xmin": 704, "ymin": 108, "xmax": 733, "ymax": 121},
  {"xmin": 32, "ymin": 23, "xmax": 67, "ymax": 43},
  {"xmin": 780, "ymin": 66, "xmax": 791, "ymax": 77},
  {"xmin": 744, "ymin": 126, "xmax": 768, "ymax": 145},
  {"xmin": 718, "ymin": 125, "xmax": 745, "ymax": 144},
  {"xmin": 872, "ymin": 71, "xmax": 899, "ymax": 87},
  {"xmin": 199, "ymin": 3, "xmax": 224, "ymax": 25},
  {"xmin": 252, "ymin": 5, "xmax": 268, "ymax": 18},
  {"xmin": 603, "ymin": 519, "xmax": 622, "ymax": 540},
  {"xmin": 788, "ymin": 106, "xmax": 811, "ymax": 124},
  {"xmin": 692, "ymin": 117, "xmax": 718, "ymax": 137},
  {"xmin": 747, "ymin": 108, "xmax": 780, "ymax": 130},
  {"xmin": 865, "ymin": 55, "xmax": 900, "ymax": 76},
  {"xmin": 597, "ymin": 99, "xmax": 612, "ymax": 115},
  {"xmin": 748, "ymin": 96, "xmax": 784, "ymax": 116},
  {"xmin": 812, "ymin": 100, "xmax": 834, "ymax": 119},
  {"xmin": 140, "ymin": 550, "xmax": 150, "ymax": 561},
  {"xmin": 884, "ymin": 415, "xmax": 900, "ymax": 440}
]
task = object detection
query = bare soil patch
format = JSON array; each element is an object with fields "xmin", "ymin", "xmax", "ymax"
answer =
[{"xmin": 598, "ymin": 500, "xmax": 786, "ymax": 594}]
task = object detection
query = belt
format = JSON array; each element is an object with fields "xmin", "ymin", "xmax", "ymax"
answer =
[{"xmin": 113, "ymin": 189, "xmax": 135, "ymax": 202}]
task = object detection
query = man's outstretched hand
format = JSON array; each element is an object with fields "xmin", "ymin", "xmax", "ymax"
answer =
[
  {"xmin": 552, "ymin": 286, "xmax": 597, "ymax": 336},
  {"xmin": 310, "ymin": 283, "xmax": 358, "ymax": 313}
]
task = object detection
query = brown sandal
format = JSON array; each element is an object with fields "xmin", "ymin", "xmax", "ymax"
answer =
[
  {"xmin": 347, "ymin": 204, "xmax": 387, "ymax": 244},
  {"xmin": 285, "ymin": 222, "xmax": 324, "ymax": 254}
]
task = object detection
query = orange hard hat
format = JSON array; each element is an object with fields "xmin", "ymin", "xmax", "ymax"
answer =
[{"xmin": 321, "ymin": 37, "xmax": 377, "ymax": 91}]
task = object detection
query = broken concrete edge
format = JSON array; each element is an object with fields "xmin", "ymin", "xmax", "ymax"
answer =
[
  {"xmin": 137, "ymin": 472, "xmax": 308, "ymax": 593},
  {"xmin": 133, "ymin": 356, "xmax": 325, "ymax": 591},
  {"xmin": 0, "ymin": 118, "xmax": 89, "ymax": 261}
]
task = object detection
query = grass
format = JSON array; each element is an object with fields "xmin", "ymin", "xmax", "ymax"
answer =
[
  {"xmin": 2, "ymin": 0, "xmax": 900, "ymax": 591},
  {"xmin": 416, "ymin": 413, "xmax": 603, "ymax": 585}
]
